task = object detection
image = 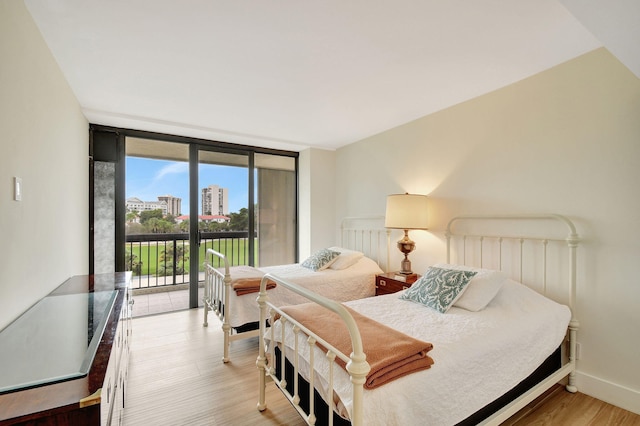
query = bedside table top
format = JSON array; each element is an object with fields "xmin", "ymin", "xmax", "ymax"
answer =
[{"xmin": 378, "ymin": 271, "xmax": 420, "ymax": 284}]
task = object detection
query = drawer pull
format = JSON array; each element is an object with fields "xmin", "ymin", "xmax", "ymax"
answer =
[{"xmin": 79, "ymin": 388, "xmax": 102, "ymax": 408}]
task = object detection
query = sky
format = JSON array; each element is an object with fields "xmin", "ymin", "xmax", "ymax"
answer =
[{"xmin": 126, "ymin": 157, "xmax": 249, "ymax": 215}]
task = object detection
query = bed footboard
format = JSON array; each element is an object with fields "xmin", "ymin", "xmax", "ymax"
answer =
[
  {"xmin": 256, "ymin": 273, "xmax": 370, "ymax": 426},
  {"xmin": 202, "ymin": 249, "xmax": 234, "ymax": 363}
]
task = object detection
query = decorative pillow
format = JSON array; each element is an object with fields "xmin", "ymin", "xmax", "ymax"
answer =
[
  {"xmin": 399, "ymin": 267, "xmax": 477, "ymax": 313},
  {"xmin": 327, "ymin": 246, "xmax": 365, "ymax": 270},
  {"xmin": 434, "ymin": 263, "xmax": 507, "ymax": 311},
  {"xmin": 301, "ymin": 249, "xmax": 340, "ymax": 271}
]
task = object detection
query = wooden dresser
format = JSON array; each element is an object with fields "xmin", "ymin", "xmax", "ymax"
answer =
[{"xmin": 0, "ymin": 272, "xmax": 132, "ymax": 425}]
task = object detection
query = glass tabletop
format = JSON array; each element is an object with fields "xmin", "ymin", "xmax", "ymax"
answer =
[{"xmin": 0, "ymin": 289, "xmax": 117, "ymax": 394}]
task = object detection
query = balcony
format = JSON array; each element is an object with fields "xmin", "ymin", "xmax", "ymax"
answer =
[{"xmin": 125, "ymin": 231, "xmax": 252, "ymax": 317}]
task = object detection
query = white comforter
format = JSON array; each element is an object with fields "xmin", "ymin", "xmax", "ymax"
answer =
[
  {"xmin": 269, "ymin": 279, "xmax": 571, "ymax": 425},
  {"xmin": 229, "ymin": 256, "xmax": 381, "ymax": 328}
]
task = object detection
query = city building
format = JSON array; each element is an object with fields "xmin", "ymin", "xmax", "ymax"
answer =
[
  {"xmin": 201, "ymin": 185, "xmax": 228, "ymax": 216},
  {"xmin": 126, "ymin": 197, "xmax": 168, "ymax": 216},
  {"xmin": 157, "ymin": 194, "xmax": 181, "ymax": 216},
  {"xmin": 126, "ymin": 195, "xmax": 182, "ymax": 217},
  {"xmin": 175, "ymin": 215, "xmax": 229, "ymax": 224}
]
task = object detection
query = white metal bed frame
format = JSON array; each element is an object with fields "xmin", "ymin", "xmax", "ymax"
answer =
[
  {"xmin": 256, "ymin": 214, "xmax": 580, "ymax": 426},
  {"xmin": 202, "ymin": 216, "xmax": 390, "ymax": 363}
]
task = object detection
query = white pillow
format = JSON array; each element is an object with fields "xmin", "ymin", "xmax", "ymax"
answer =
[
  {"xmin": 433, "ymin": 263, "xmax": 507, "ymax": 311},
  {"xmin": 300, "ymin": 249, "xmax": 340, "ymax": 271},
  {"xmin": 327, "ymin": 246, "xmax": 365, "ymax": 270}
]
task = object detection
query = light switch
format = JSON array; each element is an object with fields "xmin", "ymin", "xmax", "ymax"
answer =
[{"xmin": 14, "ymin": 177, "xmax": 22, "ymax": 201}]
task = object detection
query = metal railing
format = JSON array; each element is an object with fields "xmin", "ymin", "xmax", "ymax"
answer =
[{"xmin": 125, "ymin": 231, "xmax": 251, "ymax": 289}]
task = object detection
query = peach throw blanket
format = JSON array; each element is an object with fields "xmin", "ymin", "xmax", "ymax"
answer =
[
  {"xmin": 281, "ymin": 303, "xmax": 434, "ymax": 389},
  {"xmin": 229, "ymin": 266, "xmax": 276, "ymax": 295}
]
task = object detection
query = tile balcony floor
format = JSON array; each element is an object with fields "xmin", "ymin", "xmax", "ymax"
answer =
[{"xmin": 131, "ymin": 287, "xmax": 205, "ymax": 317}]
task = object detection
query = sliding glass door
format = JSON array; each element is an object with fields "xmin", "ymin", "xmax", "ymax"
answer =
[
  {"xmin": 193, "ymin": 149, "xmax": 297, "ymax": 271},
  {"xmin": 100, "ymin": 127, "xmax": 298, "ymax": 316},
  {"xmin": 192, "ymin": 148, "xmax": 297, "ymax": 308},
  {"xmin": 125, "ymin": 138, "xmax": 191, "ymax": 315},
  {"xmin": 192, "ymin": 148, "xmax": 251, "ymax": 306}
]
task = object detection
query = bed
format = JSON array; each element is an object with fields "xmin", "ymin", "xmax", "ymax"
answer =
[
  {"xmin": 202, "ymin": 216, "xmax": 390, "ymax": 363},
  {"xmin": 256, "ymin": 214, "xmax": 580, "ymax": 426}
]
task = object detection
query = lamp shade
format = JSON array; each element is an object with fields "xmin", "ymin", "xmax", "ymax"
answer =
[{"xmin": 384, "ymin": 193, "xmax": 428, "ymax": 230}]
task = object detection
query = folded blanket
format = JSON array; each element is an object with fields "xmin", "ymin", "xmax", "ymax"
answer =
[
  {"xmin": 280, "ymin": 303, "xmax": 433, "ymax": 389},
  {"xmin": 228, "ymin": 266, "xmax": 276, "ymax": 295}
]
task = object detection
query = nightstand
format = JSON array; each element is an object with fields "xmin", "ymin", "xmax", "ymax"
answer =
[{"xmin": 375, "ymin": 272, "xmax": 420, "ymax": 296}]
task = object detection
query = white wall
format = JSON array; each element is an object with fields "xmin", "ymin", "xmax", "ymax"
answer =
[
  {"xmin": 335, "ymin": 47, "xmax": 640, "ymax": 414},
  {"xmin": 298, "ymin": 148, "xmax": 336, "ymax": 259},
  {"xmin": 0, "ymin": 0, "xmax": 88, "ymax": 330}
]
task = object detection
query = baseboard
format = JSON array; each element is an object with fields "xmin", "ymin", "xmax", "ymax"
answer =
[{"xmin": 576, "ymin": 371, "xmax": 640, "ymax": 415}]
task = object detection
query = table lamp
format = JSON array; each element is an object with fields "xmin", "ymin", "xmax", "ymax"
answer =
[{"xmin": 384, "ymin": 193, "xmax": 428, "ymax": 274}]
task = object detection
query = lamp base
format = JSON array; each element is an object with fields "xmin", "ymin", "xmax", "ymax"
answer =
[
  {"xmin": 397, "ymin": 230, "xmax": 415, "ymax": 274},
  {"xmin": 399, "ymin": 257, "xmax": 413, "ymax": 275}
]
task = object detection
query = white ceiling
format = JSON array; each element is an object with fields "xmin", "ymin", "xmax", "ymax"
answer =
[{"xmin": 24, "ymin": 0, "xmax": 638, "ymax": 152}]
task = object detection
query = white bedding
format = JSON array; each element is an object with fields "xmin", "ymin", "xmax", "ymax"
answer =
[
  {"xmin": 268, "ymin": 278, "xmax": 571, "ymax": 425},
  {"xmin": 228, "ymin": 256, "xmax": 381, "ymax": 328}
]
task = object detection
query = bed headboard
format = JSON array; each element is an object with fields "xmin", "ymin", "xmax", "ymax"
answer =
[
  {"xmin": 445, "ymin": 214, "xmax": 579, "ymax": 308},
  {"xmin": 340, "ymin": 216, "xmax": 391, "ymax": 272},
  {"xmin": 445, "ymin": 213, "xmax": 581, "ymax": 399}
]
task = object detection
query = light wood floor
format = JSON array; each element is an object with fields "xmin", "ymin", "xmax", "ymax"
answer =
[
  {"xmin": 501, "ymin": 384, "xmax": 640, "ymax": 426},
  {"xmin": 123, "ymin": 309, "xmax": 640, "ymax": 426},
  {"xmin": 123, "ymin": 308, "xmax": 305, "ymax": 426}
]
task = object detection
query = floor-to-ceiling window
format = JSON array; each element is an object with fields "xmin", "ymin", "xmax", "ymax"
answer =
[
  {"xmin": 255, "ymin": 153, "xmax": 297, "ymax": 266},
  {"xmin": 89, "ymin": 125, "xmax": 298, "ymax": 316}
]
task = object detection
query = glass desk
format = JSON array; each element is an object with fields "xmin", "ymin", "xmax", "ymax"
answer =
[
  {"xmin": 0, "ymin": 272, "xmax": 131, "ymax": 425},
  {"xmin": 0, "ymin": 289, "xmax": 117, "ymax": 394}
]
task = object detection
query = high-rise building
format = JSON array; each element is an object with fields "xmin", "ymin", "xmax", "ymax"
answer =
[
  {"xmin": 157, "ymin": 194, "xmax": 181, "ymax": 216},
  {"xmin": 201, "ymin": 185, "xmax": 228, "ymax": 216}
]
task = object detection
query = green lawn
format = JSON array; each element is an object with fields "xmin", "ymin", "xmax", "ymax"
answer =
[{"xmin": 126, "ymin": 238, "xmax": 257, "ymax": 276}]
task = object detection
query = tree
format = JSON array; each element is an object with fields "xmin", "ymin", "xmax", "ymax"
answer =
[
  {"xmin": 157, "ymin": 243, "xmax": 189, "ymax": 276},
  {"xmin": 139, "ymin": 209, "xmax": 164, "ymax": 225},
  {"xmin": 229, "ymin": 208, "xmax": 249, "ymax": 231},
  {"xmin": 126, "ymin": 211, "xmax": 139, "ymax": 223},
  {"xmin": 144, "ymin": 217, "xmax": 174, "ymax": 233},
  {"xmin": 178, "ymin": 219, "xmax": 190, "ymax": 232},
  {"xmin": 126, "ymin": 222, "xmax": 145, "ymax": 234},
  {"xmin": 145, "ymin": 217, "xmax": 162, "ymax": 233},
  {"xmin": 202, "ymin": 220, "xmax": 229, "ymax": 232},
  {"xmin": 159, "ymin": 220, "xmax": 174, "ymax": 233},
  {"xmin": 125, "ymin": 250, "xmax": 142, "ymax": 275}
]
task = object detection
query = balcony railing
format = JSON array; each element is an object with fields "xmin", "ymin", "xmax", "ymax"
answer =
[{"xmin": 125, "ymin": 231, "xmax": 252, "ymax": 290}]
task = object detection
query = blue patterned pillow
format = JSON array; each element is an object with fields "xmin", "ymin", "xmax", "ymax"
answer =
[
  {"xmin": 301, "ymin": 249, "xmax": 340, "ymax": 271},
  {"xmin": 400, "ymin": 267, "xmax": 477, "ymax": 313}
]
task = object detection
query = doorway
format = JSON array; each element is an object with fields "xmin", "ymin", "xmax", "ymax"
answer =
[{"xmin": 125, "ymin": 138, "xmax": 191, "ymax": 316}]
